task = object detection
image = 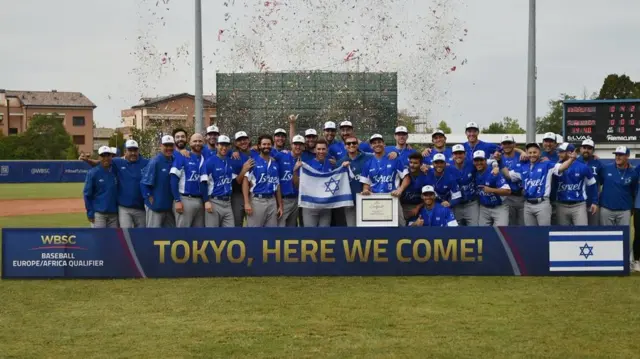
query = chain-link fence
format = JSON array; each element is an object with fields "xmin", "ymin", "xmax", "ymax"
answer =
[{"xmin": 216, "ymin": 72, "xmax": 398, "ymax": 141}]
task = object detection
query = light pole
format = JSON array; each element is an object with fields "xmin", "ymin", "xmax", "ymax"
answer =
[
  {"xmin": 526, "ymin": 0, "xmax": 536, "ymax": 143},
  {"xmin": 194, "ymin": 0, "xmax": 204, "ymax": 134}
]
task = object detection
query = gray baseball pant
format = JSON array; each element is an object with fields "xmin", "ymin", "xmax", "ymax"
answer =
[
  {"xmin": 453, "ymin": 200, "xmax": 479, "ymax": 226},
  {"xmin": 173, "ymin": 196, "xmax": 204, "ymax": 228},
  {"xmin": 205, "ymin": 198, "xmax": 235, "ymax": 227},
  {"xmin": 600, "ymin": 207, "xmax": 631, "ymax": 226},
  {"xmin": 278, "ymin": 197, "xmax": 299, "ymax": 227},
  {"xmin": 556, "ymin": 202, "xmax": 588, "ymax": 226},
  {"xmin": 524, "ymin": 200, "xmax": 551, "ymax": 226},
  {"xmin": 231, "ymin": 191, "xmax": 245, "ymax": 227},
  {"xmin": 94, "ymin": 212, "xmax": 118, "ymax": 228},
  {"xmin": 247, "ymin": 196, "xmax": 278, "ymax": 227},
  {"xmin": 145, "ymin": 206, "xmax": 176, "ymax": 228},
  {"xmin": 479, "ymin": 204, "xmax": 509, "ymax": 226},
  {"xmin": 302, "ymin": 208, "xmax": 332, "ymax": 227},
  {"xmin": 587, "ymin": 205, "xmax": 600, "ymax": 226},
  {"xmin": 118, "ymin": 206, "xmax": 146, "ymax": 228},
  {"xmin": 344, "ymin": 206, "xmax": 357, "ymax": 227},
  {"xmin": 504, "ymin": 196, "xmax": 525, "ymax": 226}
]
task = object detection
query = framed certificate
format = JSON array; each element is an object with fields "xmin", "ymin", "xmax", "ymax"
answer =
[{"xmin": 356, "ymin": 193, "xmax": 399, "ymax": 227}]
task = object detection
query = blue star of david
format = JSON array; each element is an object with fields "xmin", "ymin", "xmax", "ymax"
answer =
[
  {"xmin": 579, "ymin": 243, "xmax": 594, "ymax": 259},
  {"xmin": 324, "ymin": 177, "xmax": 340, "ymax": 195}
]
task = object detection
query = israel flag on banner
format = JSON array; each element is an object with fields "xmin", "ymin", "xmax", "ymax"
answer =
[
  {"xmin": 298, "ymin": 163, "xmax": 354, "ymax": 209},
  {"xmin": 548, "ymin": 231, "xmax": 624, "ymax": 271}
]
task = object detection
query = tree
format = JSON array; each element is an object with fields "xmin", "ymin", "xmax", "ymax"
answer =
[
  {"xmin": 436, "ymin": 120, "xmax": 452, "ymax": 134},
  {"xmin": 598, "ymin": 74, "xmax": 639, "ymax": 99},
  {"xmin": 482, "ymin": 117, "xmax": 526, "ymax": 134},
  {"xmin": 24, "ymin": 114, "xmax": 78, "ymax": 159},
  {"xmin": 108, "ymin": 130, "xmax": 125, "ymax": 154},
  {"xmin": 397, "ymin": 109, "xmax": 419, "ymax": 133},
  {"xmin": 536, "ymin": 94, "xmax": 575, "ymax": 134}
]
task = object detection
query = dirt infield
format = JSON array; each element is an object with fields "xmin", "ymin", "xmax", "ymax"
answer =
[{"xmin": 0, "ymin": 198, "xmax": 85, "ymax": 217}]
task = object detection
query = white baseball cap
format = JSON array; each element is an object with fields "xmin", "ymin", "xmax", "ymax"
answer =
[
  {"xmin": 395, "ymin": 126, "xmax": 408, "ymax": 134},
  {"xmin": 557, "ymin": 143, "xmax": 575, "ymax": 152},
  {"xmin": 324, "ymin": 121, "xmax": 337, "ymax": 130},
  {"xmin": 110, "ymin": 147, "xmax": 118, "ymax": 154},
  {"xmin": 543, "ymin": 132, "xmax": 556, "ymax": 141},
  {"xmin": 432, "ymin": 129, "xmax": 446, "ymax": 137},
  {"xmin": 581, "ymin": 139, "xmax": 595, "ymax": 148},
  {"xmin": 465, "ymin": 122, "xmax": 479, "ymax": 130},
  {"xmin": 501, "ymin": 134, "xmax": 515, "ymax": 143},
  {"xmin": 556, "ymin": 134, "xmax": 563, "ymax": 143},
  {"xmin": 432, "ymin": 153, "xmax": 446, "ymax": 162},
  {"xmin": 473, "ymin": 150, "xmax": 486, "ymax": 159},
  {"xmin": 305, "ymin": 129, "xmax": 318, "ymax": 137},
  {"xmin": 206, "ymin": 125, "xmax": 219, "ymax": 134},
  {"xmin": 452, "ymin": 144, "xmax": 465, "ymax": 153},
  {"xmin": 292, "ymin": 135, "xmax": 305, "ymax": 144},
  {"xmin": 369, "ymin": 133, "xmax": 384, "ymax": 142},
  {"xmin": 235, "ymin": 131, "xmax": 249, "ymax": 140},
  {"xmin": 421, "ymin": 185, "xmax": 436, "ymax": 194},
  {"xmin": 125, "ymin": 140, "xmax": 139, "ymax": 149},
  {"xmin": 274, "ymin": 128, "xmax": 287, "ymax": 135},
  {"xmin": 217, "ymin": 135, "xmax": 231, "ymax": 144},
  {"xmin": 613, "ymin": 145, "xmax": 630, "ymax": 155},
  {"xmin": 161, "ymin": 135, "xmax": 175, "ymax": 145},
  {"xmin": 98, "ymin": 146, "xmax": 111, "ymax": 156},
  {"xmin": 339, "ymin": 120, "xmax": 353, "ymax": 128}
]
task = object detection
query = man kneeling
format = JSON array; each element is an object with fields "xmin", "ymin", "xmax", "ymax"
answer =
[{"xmin": 409, "ymin": 185, "xmax": 458, "ymax": 227}]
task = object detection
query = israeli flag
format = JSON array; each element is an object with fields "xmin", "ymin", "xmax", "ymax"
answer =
[
  {"xmin": 298, "ymin": 163, "xmax": 354, "ymax": 209},
  {"xmin": 549, "ymin": 231, "xmax": 624, "ymax": 271}
]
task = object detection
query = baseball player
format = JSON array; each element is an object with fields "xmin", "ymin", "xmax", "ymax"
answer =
[
  {"xmin": 541, "ymin": 132, "xmax": 559, "ymax": 162},
  {"xmin": 294, "ymin": 138, "xmax": 335, "ymax": 227},
  {"xmin": 301, "ymin": 128, "xmax": 318, "ymax": 163},
  {"xmin": 577, "ymin": 139, "xmax": 603, "ymax": 225},
  {"xmin": 398, "ymin": 152, "xmax": 429, "ymax": 224},
  {"xmin": 273, "ymin": 128, "xmax": 288, "ymax": 154},
  {"xmin": 140, "ymin": 135, "xmax": 176, "ymax": 228},
  {"xmin": 201, "ymin": 135, "xmax": 237, "ymax": 227},
  {"xmin": 463, "ymin": 122, "xmax": 499, "ymax": 161},
  {"xmin": 422, "ymin": 130, "xmax": 453, "ymax": 165},
  {"xmin": 473, "ymin": 150, "xmax": 511, "ymax": 226},
  {"xmin": 83, "ymin": 146, "xmax": 118, "ymax": 228},
  {"xmin": 449, "ymin": 144, "xmax": 479, "ymax": 226},
  {"xmin": 502, "ymin": 142, "xmax": 574, "ymax": 226},
  {"xmin": 385, "ymin": 126, "xmax": 417, "ymax": 169},
  {"xmin": 274, "ymin": 134, "xmax": 305, "ymax": 227},
  {"xmin": 203, "ymin": 125, "xmax": 220, "ymax": 159},
  {"xmin": 599, "ymin": 145, "xmax": 637, "ymax": 226},
  {"xmin": 424, "ymin": 153, "xmax": 462, "ymax": 208},
  {"xmin": 337, "ymin": 135, "xmax": 373, "ymax": 226},
  {"xmin": 170, "ymin": 133, "xmax": 206, "ymax": 228},
  {"xmin": 243, "ymin": 135, "xmax": 283, "ymax": 227},
  {"xmin": 329, "ymin": 120, "xmax": 373, "ymax": 159},
  {"xmin": 409, "ymin": 185, "xmax": 458, "ymax": 227},
  {"xmin": 492, "ymin": 135, "xmax": 525, "ymax": 225},
  {"xmin": 552, "ymin": 143, "xmax": 598, "ymax": 226},
  {"xmin": 323, "ymin": 121, "xmax": 338, "ymax": 150},
  {"xmin": 359, "ymin": 134, "xmax": 408, "ymax": 226},
  {"xmin": 230, "ymin": 131, "xmax": 256, "ymax": 227},
  {"xmin": 172, "ymin": 128, "xmax": 190, "ymax": 158}
]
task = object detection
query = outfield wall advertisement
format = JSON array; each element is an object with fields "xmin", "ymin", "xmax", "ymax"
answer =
[
  {"xmin": 0, "ymin": 161, "xmax": 90, "ymax": 183},
  {"xmin": 1, "ymin": 227, "xmax": 629, "ymax": 278}
]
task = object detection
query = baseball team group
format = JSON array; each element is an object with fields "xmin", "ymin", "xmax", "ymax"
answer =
[{"xmin": 80, "ymin": 115, "xmax": 640, "ymax": 271}]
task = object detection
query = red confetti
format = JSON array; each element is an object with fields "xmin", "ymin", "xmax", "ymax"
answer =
[
  {"xmin": 445, "ymin": 46, "xmax": 451, "ymax": 54},
  {"xmin": 450, "ymin": 66, "xmax": 457, "ymax": 71},
  {"xmin": 218, "ymin": 29, "xmax": 224, "ymax": 41},
  {"xmin": 344, "ymin": 49, "xmax": 358, "ymax": 62},
  {"xmin": 264, "ymin": 1, "xmax": 271, "ymax": 6},
  {"xmin": 161, "ymin": 57, "xmax": 167, "ymax": 65}
]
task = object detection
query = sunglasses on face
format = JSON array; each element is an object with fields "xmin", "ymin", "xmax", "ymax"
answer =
[{"xmin": 346, "ymin": 141, "xmax": 358, "ymax": 146}]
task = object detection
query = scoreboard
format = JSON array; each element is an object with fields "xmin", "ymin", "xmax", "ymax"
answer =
[{"xmin": 563, "ymin": 99, "xmax": 640, "ymax": 144}]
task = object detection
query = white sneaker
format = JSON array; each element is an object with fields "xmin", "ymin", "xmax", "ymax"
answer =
[{"xmin": 632, "ymin": 261, "xmax": 640, "ymax": 273}]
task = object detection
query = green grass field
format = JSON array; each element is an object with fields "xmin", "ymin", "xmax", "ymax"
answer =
[
  {"xmin": 0, "ymin": 182, "xmax": 83, "ymax": 200},
  {"xmin": 0, "ymin": 184, "xmax": 638, "ymax": 358}
]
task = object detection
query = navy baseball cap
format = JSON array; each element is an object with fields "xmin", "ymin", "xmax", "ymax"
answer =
[{"xmin": 525, "ymin": 142, "xmax": 540, "ymax": 149}]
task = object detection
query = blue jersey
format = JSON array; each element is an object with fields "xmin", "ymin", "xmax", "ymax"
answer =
[
  {"xmin": 202, "ymin": 154, "xmax": 237, "ymax": 198},
  {"xmin": 423, "ymin": 147, "xmax": 453, "ymax": 165},
  {"xmin": 202, "ymin": 147, "xmax": 217, "ymax": 160},
  {"xmin": 450, "ymin": 161, "xmax": 476, "ymax": 202},
  {"xmin": 401, "ymin": 171, "xmax": 429, "ymax": 205},
  {"xmin": 170, "ymin": 153, "xmax": 204, "ymax": 199},
  {"xmin": 307, "ymin": 157, "xmax": 334, "ymax": 172},
  {"xmin": 301, "ymin": 150, "xmax": 316, "ymax": 164},
  {"xmin": 499, "ymin": 152, "xmax": 523, "ymax": 193},
  {"xmin": 424, "ymin": 167, "xmax": 462, "ymax": 206},
  {"xmin": 509, "ymin": 161, "xmax": 560, "ymax": 200},
  {"xmin": 112, "ymin": 157, "xmax": 149, "ymax": 209},
  {"xmin": 413, "ymin": 203, "xmax": 458, "ymax": 227},
  {"xmin": 464, "ymin": 141, "xmax": 498, "ymax": 161},
  {"xmin": 553, "ymin": 161, "xmax": 597, "ymax": 204},
  {"xmin": 359, "ymin": 142, "xmax": 373, "ymax": 154},
  {"xmin": 475, "ymin": 168, "xmax": 510, "ymax": 207},
  {"xmin": 229, "ymin": 151, "xmax": 251, "ymax": 193},
  {"xmin": 83, "ymin": 165, "xmax": 118, "ymax": 218},
  {"xmin": 577, "ymin": 156, "xmax": 604, "ymax": 184},
  {"xmin": 542, "ymin": 150, "xmax": 559, "ymax": 163},
  {"xmin": 385, "ymin": 145, "xmax": 417, "ymax": 169},
  {"xmin": 360, "ymin": 155, "xmax": 407, "ymax": 193},
  {"xmin": 338, "ymin": 152, "xmax": 372, "ymax": 200},
  {"xmin": 598, "ymin": 163, "xmax": 638, "ymax": 211},
  {"xmin": 140, "ymin": 153, "xmax": 174, "ymax": 211},
  {"xmin": 275, "ymin": 152, "xmax": 299, "ymax": 197},
  {"xmin": 246, "ymin": 156, "xmax": 280, "ymax": 195},
  {"xmin": 330, "ymin": 141, "xmax": 374, "ymax": 160}
]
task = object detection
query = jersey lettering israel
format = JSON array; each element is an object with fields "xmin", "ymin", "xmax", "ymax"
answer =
[
  {"xmin": 475, "ymin": 169, "xmax": 510, "ymax": 207},
  {"xmin": 170, "ymin": 153, "xmax": 204, "ymax": 196},
  {"xmin": 413, "ymin": 204, "xmax": 458, "ymax": 227},
  {"xmin": 424, "ymin": 167, "xmax": 462, "ymax": 206},
  {"xmin": 385, "ymin": 145, "xmax": 417, "ymax": 169},
  {"xmin": 202, "ymin": 154, "xmax": 237, "ymax": 197},
  {"xmin": 464, "ymin": 141, "xmax": 498, "ymax": 161},
  {"xmin": 553, "ymin": 161, "xmax": 597, "ymax": 204},
  {"xmin": 359, "ymin": 155, "xmax": 407, "ymax": 193},
  {"xmin": 401, "ymin": 172, "xmax": 429, "ymax": 205},
  {"xmin": 598, "ymin": 163, "xmax": 638, "ymax": 211},
  {"xmin": 423, "ymin": 147, "xmax": 453, "ymax": 165},
  {"xmin": 247, "ymin": 156, "xmax": 280, "ymax": 195},
  {"xmin": 508, "ymin": 161, "xmax": 561, "ymax": 200},
  {"xmin": 450, "ymin": 161, "xmax": 476, "ymax": 202},
  {"xmin": 275, "ymin": 152, "xmax": 299, "ymax": 197}
]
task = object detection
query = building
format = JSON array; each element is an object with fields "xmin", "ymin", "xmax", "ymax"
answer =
[
  {"xmin": 0, "ymin": 89, "xmax": 96, "ymax": 153},
  {"xmin": 121, "ymin": 93, "xmax": 216, "ymax": 132},
  {"xmin": 93, "ymin": 128, "xmax": 115, "ymax": 154}
]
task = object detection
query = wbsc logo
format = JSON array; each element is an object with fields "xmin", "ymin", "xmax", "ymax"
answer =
[
  {"xmin": 0, "ymin": 165, "xmax": 8, "ymax": 176},
  {"xmin": 31, "ymin": 168, "xmax": 50, "ymax": 175}
]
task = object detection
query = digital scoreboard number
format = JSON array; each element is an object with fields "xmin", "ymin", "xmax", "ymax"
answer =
[{"xmin": 564, "ymin": 100, "xmax": 640, "ymax": 143}]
